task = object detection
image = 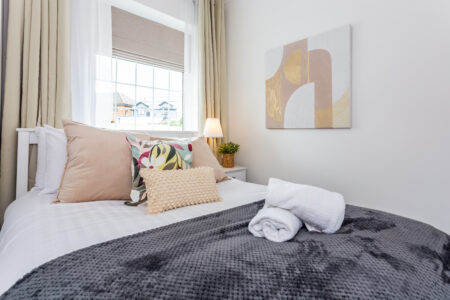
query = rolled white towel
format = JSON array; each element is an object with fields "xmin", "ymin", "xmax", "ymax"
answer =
[
  {"xmin": 248, "ymin": 207, "xmax": 302, "ymax": 242},
  {"xmin": 266, "ymin": 178, "xmax": 345, "ymax": 234}
]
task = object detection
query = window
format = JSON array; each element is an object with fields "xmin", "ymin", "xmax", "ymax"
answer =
[
  {"xmin": 107, "ymin": 57, "xmax": 183, "ymax": 131},
  {"xmin": 92, "ymin": 7, "xmax": 197, "ymax": 132}
]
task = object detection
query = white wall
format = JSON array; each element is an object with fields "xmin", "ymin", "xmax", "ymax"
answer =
[{"xmin": 225, "ymin": 0, "xmax": 450, "ymax": 233}]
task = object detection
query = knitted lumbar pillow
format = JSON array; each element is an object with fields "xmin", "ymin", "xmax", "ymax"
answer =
[{"xmin": 139, "ymin": 167, "xmax": 221, "ymax": 214}]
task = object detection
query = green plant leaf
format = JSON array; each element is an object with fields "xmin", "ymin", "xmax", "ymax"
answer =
[{"xmin": 217, "ymin": 142, "xmax": 240, "ymax": 154}]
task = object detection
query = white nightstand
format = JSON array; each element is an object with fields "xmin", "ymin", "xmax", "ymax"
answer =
[{"xmin": 223, "ymin": 166, "xmax": 247, "ymax": 182}]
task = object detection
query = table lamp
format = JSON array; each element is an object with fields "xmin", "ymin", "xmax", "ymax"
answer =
[{"xmin": 203, "ymin": 118, "xmax": 223, "ymax": 138}]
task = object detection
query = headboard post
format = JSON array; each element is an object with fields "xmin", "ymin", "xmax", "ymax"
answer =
[{"xmin": 16, "ymin": 128, "xmax": 38, "ymax": 199}]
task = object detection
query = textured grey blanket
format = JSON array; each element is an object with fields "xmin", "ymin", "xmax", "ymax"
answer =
[{"xmin": 2, "ymin": 201, "xmax": 449, "ymax": 299}]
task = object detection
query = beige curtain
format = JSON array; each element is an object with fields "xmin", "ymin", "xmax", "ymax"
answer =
[
  {"xmin": 0, "ymin": 0, "xmax": 71, "ymax": 225},
  {"xmin": 198, "ymin": 0, "xmax": 228, "ymax": 153}
]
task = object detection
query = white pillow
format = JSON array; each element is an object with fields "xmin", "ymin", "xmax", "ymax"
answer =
[
  {"xmin": 34, "ymin": 127, "xmax": 46, "ymax": 190},
  {"xmin": 38, "ymin": 125, "xmax": 67, "ymax": 195}
]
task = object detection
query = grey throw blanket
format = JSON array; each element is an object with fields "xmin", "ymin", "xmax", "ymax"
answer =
[{"xmin": 2, "ymin": 201, "xmax": 449, "ymax": 299}]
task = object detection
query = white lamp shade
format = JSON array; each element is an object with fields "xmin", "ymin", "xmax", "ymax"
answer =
[{"xmin": 203, "ymin": 118, "xmax": 223, "ymax": 138}]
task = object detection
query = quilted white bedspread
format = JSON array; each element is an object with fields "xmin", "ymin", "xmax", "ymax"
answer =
[{"xmin": 0, "ymin": 179, "xmax": 267, "ymax": 295}]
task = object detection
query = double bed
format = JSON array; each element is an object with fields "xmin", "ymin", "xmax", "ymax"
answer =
[
  {"xmin": 0, "ymin": 179, "xmax": 267, "ymax": 295},
  {"xmin": 0, "ymin": 128, "xmax": 448, "ymax": 298}
]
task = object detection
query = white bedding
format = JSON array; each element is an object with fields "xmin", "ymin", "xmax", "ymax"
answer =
[{"xmin": 0, "ymin": 179, "xmax": 267, "ymax": 295}]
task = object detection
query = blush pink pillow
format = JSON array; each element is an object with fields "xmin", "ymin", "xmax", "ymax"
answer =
[
  {"xmin": 191, "ymin": 138, "xmax": 227, "ymax": 182},
  {"xmin": 57, "ymin": 120, "xmax": 151, "ymax": 202}
]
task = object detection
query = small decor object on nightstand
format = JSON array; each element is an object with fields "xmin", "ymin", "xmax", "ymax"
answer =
[{"xmin": 217, "ymin": 142, "xmax": 240, "ymax": 168}]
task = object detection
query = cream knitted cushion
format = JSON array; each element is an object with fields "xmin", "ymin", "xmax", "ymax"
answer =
[{"xmin": 140, "ymin": 167, "xmax": 221, "ymax": 214}]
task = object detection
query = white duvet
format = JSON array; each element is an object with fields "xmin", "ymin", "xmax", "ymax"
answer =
[{"xmin": 0, "ymin": 179, "xmax": 267, "ymax": 295}]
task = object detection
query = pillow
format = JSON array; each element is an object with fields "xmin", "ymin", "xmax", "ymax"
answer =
[
  {"xmin": 57, "ymin": 120, "xmax": 151, "ymax": 203},
  {"xmin": 35, "ymin": 126, "xmax": 66, "ymax": 193},
  {"xmin": 126, "ymin": 134, "xmax": 193, "ymax": 205},
  {"xmin": 191, "ymin": 138, "xmax": 227, "ymax": 182},
  {"xmin": 39, "ymin": 125, "xmax": 67, "ymax": 194},
  {"xmin": 140, "ymin": 167, "xmax": 221, "ymax": 214},
  {"xmin": 44, "ymin": 124, "xmax": 65, "ymax": 136}
]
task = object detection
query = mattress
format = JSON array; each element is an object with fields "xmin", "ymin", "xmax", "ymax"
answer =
[{"xmin": 0, "ymin": 179, "xmax": 267, "ymax": 295}]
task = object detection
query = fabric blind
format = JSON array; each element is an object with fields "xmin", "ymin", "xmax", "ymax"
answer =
[{"xmin": 111, "ymin": 7, "xmax": 184, "ymax": 71}]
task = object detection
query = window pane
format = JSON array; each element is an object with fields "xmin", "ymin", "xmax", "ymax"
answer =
[
  {"xmin": 134, "ymin": 96, "xmax": 152, "ymax": 130},
  {"xmin": 116, "ymin": 59, "xmax": 135, "ymax": 84},
  {"xmin": 152, "ymin": 89, "xmax": 167, "ymax": 129},
  {"xmin": 170, "ymin": 71, "xmax": 182, "ymax": 91},
  {"xmin": 135, "ymin": 117, "xmax": 153, "ymax": 130},
  {"xmin": 136, "ymin": 87, "xmax": 153, "ymax": 107},
  {"xmin": 170, "ymin": 91, "xmax": 182, "ymax": 108},
  {"xmin": 154, "ymin": 67, "xmax": 169, "ymax": 89},
  {"xmin": 116, "ymin": 84, "xmax": 135, "ymax": 103},
  {"xmin": 167, "ymin": 101, "xmax": 180, "ymax": 129},
  {"xmin": 136, "ymin": 86, "xmax": 153, "ymax": 128},
  {"xmin": 137, "ymin": 64, "xmax": 153, "ymax": 87},
  {"xmin": 105, "ymin": 57, "xmax": 185, "ymax": 131},
  {"xmin": 154, "ymin": 89, "xmax": 169, "ymax": 104},
  {"xmin": 114, "ymin": 83, "xmax": 135, "ymax": 130}
]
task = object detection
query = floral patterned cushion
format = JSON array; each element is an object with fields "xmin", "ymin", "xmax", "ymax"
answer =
[{"xmin": 126, "ymin": 134, "xmax": 193, "ymax": 205}]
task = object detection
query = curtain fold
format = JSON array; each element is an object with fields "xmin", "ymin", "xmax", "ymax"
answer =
[
  {"xmin": 0, "ymin": 0, "xmax": 71, "ymax": 225},
  {"xmin": 71, "ymin": 0, "xmax": 112, "ymax": 127},
  {"xmin": 182, "ymin": 0, "xmax": 199, "ymax": 132},
  {"xmin": 198, "ymin": 0, "xmax": 228, "ymax": 152}
]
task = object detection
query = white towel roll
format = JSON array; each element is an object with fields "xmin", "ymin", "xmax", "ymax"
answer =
[
  {"xmin": 266, "ymin": 178, "xmax": 345, "ymax": 234},
  {"xmin": 248, "ymin": 207, "xmax": 302, "ymax": 242}
]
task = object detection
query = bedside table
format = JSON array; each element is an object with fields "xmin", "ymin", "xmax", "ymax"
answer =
[{"xmin": 223, "ymin": 166, "xmax": 247, "ymax": 182}]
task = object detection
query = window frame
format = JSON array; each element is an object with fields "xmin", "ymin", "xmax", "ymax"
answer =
[{"xmin": 109, "ymin": 56, "xmax": 186, "ymax": 132}]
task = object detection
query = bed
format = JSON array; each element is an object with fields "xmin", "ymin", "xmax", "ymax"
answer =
[
  {"xmin": 0, "ymin": 179, "xmax": 267, "ymax": 295},
  {"xmin": 0, "ymin": 128, "xmax": 448, "ymax": 299}
]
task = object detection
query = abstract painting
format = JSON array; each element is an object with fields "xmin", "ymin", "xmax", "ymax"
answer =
[{"xmin": 265, "ymin": 25, "xmax": 351, "ymax": 129}]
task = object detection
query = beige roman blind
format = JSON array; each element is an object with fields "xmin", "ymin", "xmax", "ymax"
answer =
[{"xmin": 111, "ymin": 7, "xmax": 184, "ymax": 71}]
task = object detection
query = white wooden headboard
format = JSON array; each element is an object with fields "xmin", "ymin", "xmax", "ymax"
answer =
[
  {"xmin": 16, "ymin": 128, "xmax": 39, "ymax": 198},
  {"xmin": 16, "ymin": 128, "xmax": 199, "ymax": 199}
]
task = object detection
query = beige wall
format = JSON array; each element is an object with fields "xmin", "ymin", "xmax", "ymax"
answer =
[{"xmin": 225, "ymin": 0, "xmax": 450, "ymax": 233}]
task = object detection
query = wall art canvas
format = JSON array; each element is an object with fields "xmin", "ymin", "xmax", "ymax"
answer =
[{"xmin": 265, "ymin": 25, "xmax": 351, "ymax": 129}]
